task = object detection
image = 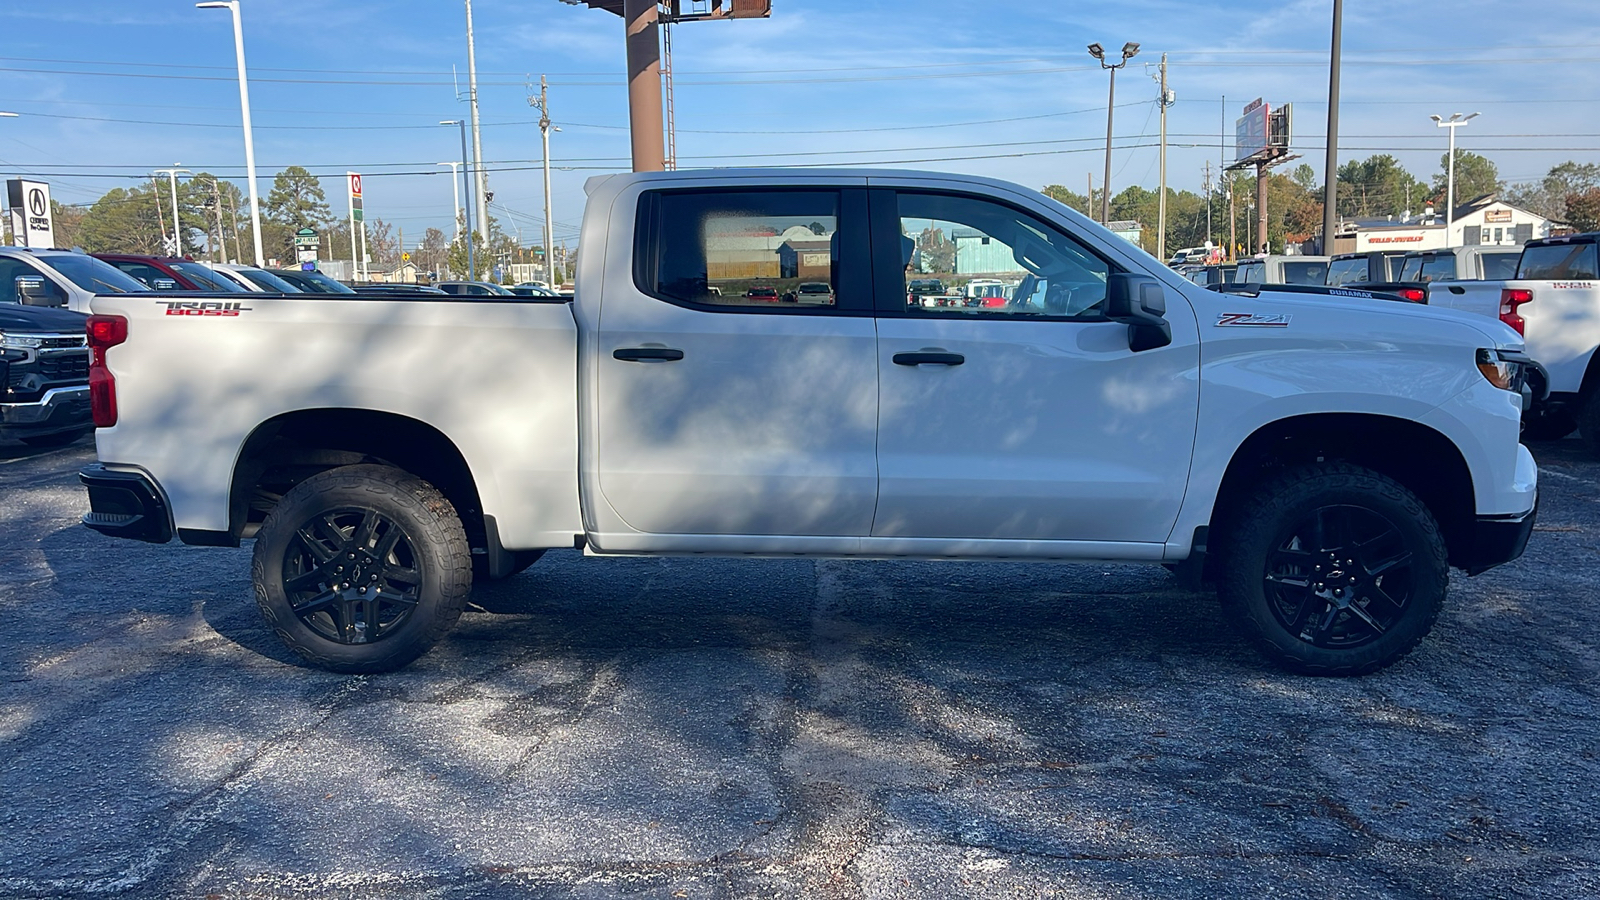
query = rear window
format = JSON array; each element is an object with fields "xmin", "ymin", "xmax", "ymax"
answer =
[
  {"xmin": 1480, "ymin": 251, "xmax": 1521, "ymax": 281},
  {"xmin": 1235, "ymin": 261, "xmax": 1263, "ymax": 282},
  {"xmin": 1325, "ymin": 258, "xmax": 1370, "ymax": 287},
  {"xmin": 1517, "ymin": 243, "xmax": 1599, "ymax": 281},
  {"xmin": 236, "ymin": 268, "xmax": 302, "ymax": 292},
  {"xmin": 1281, "ymin": 261, "xmax": 1328, "ymax": 285},
  {"xmin": 169, "ymin": 262, "xmax": 245, "ymax": 291},
  {"xmin": 1399, "ymin": 252, "xmax": 1458, "ymax": 282},
  {"xmin": 37, "ymin": 255, "xmax": 149, "ymax": 294}
]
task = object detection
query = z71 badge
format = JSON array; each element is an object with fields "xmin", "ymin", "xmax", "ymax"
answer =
[
  {"xmin": 1216, "ymin": 312, "xmax": 1290, "ymax": 327},
  {"xmin": 159, "ymin": 300, "xmax": 252, "ymax": 317}
]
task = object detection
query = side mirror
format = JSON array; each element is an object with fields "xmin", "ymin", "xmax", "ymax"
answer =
[
  {"xmin": 16, "ymin": 275, "xmax": 66, "ymax": 308},
  {"xmin": 152, "ymin": 278, "xmax": 179, "ymax": 291},
  {"xmin": 1105, "ymin": 273, "xmax": 1172, "ymax": 352}
]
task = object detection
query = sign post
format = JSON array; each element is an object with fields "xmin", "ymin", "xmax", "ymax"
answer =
[
  {"xmin": 347, "ymin": 172, "xmax": 366, "ymax": 282},
  {"xmin": 294, "ymin": 227, "xmax": 319, "ymax": 269},
  {"xmin": 6, "ymin": 179, "xmax": 55, "ymax": 248}
]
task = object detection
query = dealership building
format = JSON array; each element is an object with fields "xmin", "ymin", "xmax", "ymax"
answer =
[{"xmin": 1329, "ymin": 195, "xmax": 1557, "ymax": 254}]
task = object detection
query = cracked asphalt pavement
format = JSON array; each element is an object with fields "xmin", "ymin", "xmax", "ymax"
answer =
[{"xmin": 1, "ymin": 435, "xmax": 1597, "ymax": 899}]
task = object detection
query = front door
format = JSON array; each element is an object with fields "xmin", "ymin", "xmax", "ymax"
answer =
[
  {"xmin": 870, "ymin": 187, "xmax": 1200, "ymax": 545},
  {"xmin": 592, "ymin": 186, "xmax": 880, "ymax": 538}
]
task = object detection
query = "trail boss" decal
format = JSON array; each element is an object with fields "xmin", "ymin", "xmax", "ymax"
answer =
[{"xmin": 159, "ymin": 301, "xmax": 252, "ymax": 317}]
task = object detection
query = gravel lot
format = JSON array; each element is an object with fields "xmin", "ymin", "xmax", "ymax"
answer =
[{"xmin": 1, "ymin": 436, "xmax": 1596, "ymax": 899}]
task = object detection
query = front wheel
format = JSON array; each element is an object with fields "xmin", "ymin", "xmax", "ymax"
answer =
[
  {"xmin": 1217, "ymin": 464, "xmax": 1449, "ymax": 676},
  {"xmin": 251, "ymin": 464, "xmax": 472, "ymax": 673}
]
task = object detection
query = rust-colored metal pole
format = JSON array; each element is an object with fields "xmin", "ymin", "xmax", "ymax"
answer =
[{"xmin": 624, "ymin": 0, "xmax": 665, "ymax": 173}]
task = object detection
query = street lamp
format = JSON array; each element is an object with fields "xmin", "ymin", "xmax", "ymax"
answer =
[
  {"xmin": 1431, "ymin": 111, "xmax": 1480, "ymax": 236},
  {"xmin": 196, "ymin": 0, "xmax": 264, "ymax": 268},
  {"xmin": 1088, "ymin": 40, "xmax": 1140, "ymax": 225},
  {"xmin": 440, "ymin": 120, "xmax": 475, "ymax": 280},
  {"xmin": 153, "ymin": 166, "xmax": 191, "ymax": 256},
  {"xmin": 0, "ymin": 112, "xmax": 17, "ymax": 118},
  {"xmin": 437, "ymin": 162, "xmax": 462, "ymax": 241}
]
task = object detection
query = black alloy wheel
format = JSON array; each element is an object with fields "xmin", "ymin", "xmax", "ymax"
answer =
[
  {"xmin": 281, "ymin": 508, "xmax": 423, "ymax": 645},
  {"xmin": 1262, "ymin": 504, "xmax": 1414, "ymax": 651},
  {"xmin": 1218, "ymin": 463, "xmax": 1448, "ymax": 676}
]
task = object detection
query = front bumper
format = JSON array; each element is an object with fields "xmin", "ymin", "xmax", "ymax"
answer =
[
  {"xmin": 0, "ymin": 385, "xmax": 91, "ymax": 438},
  {"xmin": 1461, "ymin": 500, "xmax": 1537, "ymax": 576},
  {"xmin": 79, "ymin": 465, "xmax": 173, "ymax": 544}
]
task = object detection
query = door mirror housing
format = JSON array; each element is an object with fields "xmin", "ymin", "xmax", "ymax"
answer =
[
  {"xmin": 16, "ymin": 275, "xmax": 66, "ymax": 308},
  {"xmin": 1105, "ymin": 273, "xmax": 1172, "ymax": 352}
]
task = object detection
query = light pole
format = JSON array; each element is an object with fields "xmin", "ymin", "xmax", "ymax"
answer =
[
  {"xmin": 437, "ymin": 162, "xmax": 462, "ymax": 241},
  {"xmin": 153, "ymin": 167, "xmax": 190, "ymax": 256},
  {"xmin": 1323, "ymin": 0, "xmax": 1343, "ymax": 256},
  {"xmin": 462, "ymin": 0, "xmax": 489, "ymax": 245},
  {"xmin": 196, "ymin": 1, "xmax": 264, "ymax": 267},
  {"xmin": 1088, "ymin": 41, "xmax": 1139, "ymax": 225},
  {"xmin": 1431, "ymin": 112, "xmax": 1480, "ymax": 237},
  {"xmin": 440, "ymin": 120, "xmax": 475, "ymax": 280}
]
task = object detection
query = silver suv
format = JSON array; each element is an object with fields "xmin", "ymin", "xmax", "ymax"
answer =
[{"xmin": 0, "ymin": 247, "xmax": 150, "ymax": 312}]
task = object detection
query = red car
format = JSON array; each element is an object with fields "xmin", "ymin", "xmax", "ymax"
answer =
[
  {"xmin": 91, "ymin": 254, "xmax": 241, "ymax": 292},
  {"xmin": 744, "ymin": 286, "xmax": 779, "ymax": 302}
]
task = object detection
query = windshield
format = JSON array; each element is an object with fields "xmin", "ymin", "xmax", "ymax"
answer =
[
  {"xmin": 37, "ymin": 255, "xmax": 150, "ymax": 293},
  {"xmin": 1516, "ymin": 244, "xmax": 1598, "ymax": 280},
  {"xmin": 169, "ymin": 262, "xmax": 246, "ymax": 291},
  {"xmin": 1326, "ymin": 258, "xmax": 1370, "ymax": 286},
  {"xmin": 281, "ymin": 270, "xmax": 355, "ymax": 293},
  {"xmin": 1281, "ymin": 261, "xmax": 1329, "ymax": 285},
  {"xmin": 236, "ymin": 268, "xmax": 302, "ymax": 292}
]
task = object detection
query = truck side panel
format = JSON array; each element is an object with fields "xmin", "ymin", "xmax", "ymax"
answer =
[{"xmin": 86, "ymin": 295, "xmax": 583, "ymax": 549}]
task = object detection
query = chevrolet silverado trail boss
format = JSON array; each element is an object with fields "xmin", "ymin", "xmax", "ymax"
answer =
[{"xmin": 78, "ymin": 169, "xmax": 1538, "ymax": 676}]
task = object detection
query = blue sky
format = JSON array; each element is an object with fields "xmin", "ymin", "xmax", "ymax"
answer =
[{"xmin": 1, "ymin": 0, "xmax": 1597, "ymax": 248}]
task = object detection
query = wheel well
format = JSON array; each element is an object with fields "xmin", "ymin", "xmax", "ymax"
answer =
[
  {"xmin": 1212, "ymin": 414, "xmax": 1476, "ymax": 569},
  {"xmin": 1577, "ymin": 347, "xmax": 1600, "ymax": 400},
  {"xmin": 229, "ymin": 409, "xmax": 486, "ymax": 552}
]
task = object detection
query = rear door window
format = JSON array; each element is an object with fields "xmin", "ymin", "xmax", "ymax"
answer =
[
  {"xmin": 1325, "ymin": 258, "xmax": 1369, "ymax": 286},
  {"xmin": 1480, "ymin": 252, "xmax": 1521, "ymax": 281},
  {"xmin": 1281, "ymin": 261, "xmax": 1328, "ymax": 285},
  {"xmin": 1400, "ymin": 253, "xmax": 1458, "ymax": 282},
  {"xmin": 638, "ymin": 189, "xmax": 865, "ymax": 311},
  {"xmin": 1517, "ymin": 243, "xmax": 1599, "ymax": 281}
]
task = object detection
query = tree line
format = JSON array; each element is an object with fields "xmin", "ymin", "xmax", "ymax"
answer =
[
  {"xmin": 1044, "ymin": 153, "xmax": 1600, "ymax": 257},
  {"xmin": 34, "ymin": 166, "xmax": 555, "ymax": 280}
]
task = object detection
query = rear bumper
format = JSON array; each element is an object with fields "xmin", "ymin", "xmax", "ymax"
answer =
[
  {"xmin": 79, "ymin": 465, "xmax": 173, "ymax": 544},
  {"xmin": 0, "ymin": 385, "xmax": 91, "ymax": 438},
  {"xmin": 1461, "ymin": 500, "xmax": 1537, "ymax": 576}
]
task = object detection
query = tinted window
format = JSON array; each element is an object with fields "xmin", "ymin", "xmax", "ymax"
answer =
[
  {"xmin": 1517, "ymin": 243, "xmax": 1600, "ymax": 281},
  {"xmin": 895, "ymin": 191, "xmax": 1112, "ymax": 318},
  {"xmin": 1480, "ymin": 252, "xmax": 1520, "ymax": 281},
  {"xmin": 0, "ymin": 258, "xmax": 37, "ymax": 304},
  {"xmin": 646, "ymin": 190, "xmax": 839, "ymax": 308},
  {"xmin": 276, "ymin": 270, "xmax": 355, "ymax": 293},
  {"xmin": 236, "ymin": 268, "xmax": 302, "ymax": 292},
  {"xmin": 112, "ymin": 261, "xmax": 183, "ymax": 290},
  {"xmin": 37, "ymin": 255, "xmax": 149, "ymax": 293},
  {"xmin": 1281, "ymin": 261, "xmax": 1328, "ymax": 285},
  {"xmin": 1235, "ymin": 261, "xmax": 1264, "ymax": 282},
  {"xmin": 1399, "ymin": 253, "xmax": 1458, "ymax": 282},
  {"xmin": 1325, "ymin": 258, "xmax": 1370, "ymax": 286},
  {"xmin": 169, "ymin": 262, "xmax": 245, "ymax": 291}
]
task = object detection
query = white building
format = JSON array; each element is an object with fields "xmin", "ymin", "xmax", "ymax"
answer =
[{"xmin": 1331, "ymin": 195, "xmax": 1556, "ymax": 254}]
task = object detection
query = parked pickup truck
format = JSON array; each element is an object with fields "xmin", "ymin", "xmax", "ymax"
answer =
[
  {"xmin": 1343, "ymin": 246, "xmax": 1524, "ymax": 304},
  {"xmin": 79, "ymin": 168, "xmax": 1538, "ymax": 677},
  {"xmin": 1232, "ymin": 255, "xmax": 1330, "ymax": 286},
  {"xmin": 1425, "ymin": 233, "xmax": 1600, "ymax": 445},
  {"xmin": 0, "ymin": 302, "xmax": 91, "ymax": 446}
]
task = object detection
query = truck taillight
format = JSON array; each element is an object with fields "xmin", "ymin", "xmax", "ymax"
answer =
[
  {"xmin": 1499, "ymin": 289, "xmax": 1532, "ymax": 335},
  {"xmin": 1399, "ymin": 288, "xmax": 1426, "ymax": 303},
  {"xmin": 86, "ymin": 315, "xmax": 127, "ymax": 428}
]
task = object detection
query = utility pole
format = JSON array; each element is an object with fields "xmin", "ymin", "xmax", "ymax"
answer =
[
  {"xmin": 152, "ymin": 167, "xmax": 188, "ymax": 256},
  {"xmin": 1322, "ymin": 0, "xmax": 1343, "ymax": 256},
  {"xmin": 463, "ymin": 0, "xmax": 489, "ymax": 242},
  {"xmin": 1203, "ymin": 160, "xmax": 1214, "ymax": 248},
  {"xmin": 1155, "ymin": 53, "xmax": 1172, "ymax": 261},
  {"xmin": 1228, "ymin": 178, "xmax": 1236, "ymax": 261},
  {"xmin": 209, "ymin": 178, "xmax": 226, "ymax": 262},
  {"xmin": 530, "ymin": 75, "xmax": 557, "ymax": 288}
]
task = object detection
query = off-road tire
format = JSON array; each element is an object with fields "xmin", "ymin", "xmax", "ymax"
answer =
[
  {"xmin": 252, "ymin": 464, "xmax": 472, "ymax": 673},
  {"xmin": 1216, "ymin": 463, "xmax": 1449, "ymax": 676},
  {"xmin": 1580, "ymin": 393, "xmax": 1600, "ymax": 458}
]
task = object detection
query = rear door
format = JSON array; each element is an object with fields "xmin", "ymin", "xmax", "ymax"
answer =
[
  {"xmin": 867, "ymin": 184, "xmax": 1200, "ymax": 545},
  {"xmin": 589, "ymin": 182, "xmax": 880, "ymax": 540}
]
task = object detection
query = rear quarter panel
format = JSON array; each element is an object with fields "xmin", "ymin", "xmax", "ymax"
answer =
[{"xmin": 87, "ymin": 295, "xmax": 582, "ymax": 548}]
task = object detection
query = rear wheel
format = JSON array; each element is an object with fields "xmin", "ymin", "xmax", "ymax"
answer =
[
  {"xmin": 251, "ymin": 464, "xmax": 472, "ymax": 673},
  {"xmin": 1217, "ymin": 464, "xmax": 1448, "ymax": 676}
]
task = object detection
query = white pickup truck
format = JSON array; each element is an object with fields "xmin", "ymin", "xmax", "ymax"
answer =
[
  {"xmin": 1426, "ymin": 233, "xmax": 1600, "ymax": 445},
  {"xmin": 78, "ymin": 168, "xmax": 1538, "ymax": 677}
]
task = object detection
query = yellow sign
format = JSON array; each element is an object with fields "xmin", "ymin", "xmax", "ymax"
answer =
[{"xmin": 401, "ymin": 252, "xmax": 411, "ymax": 262}]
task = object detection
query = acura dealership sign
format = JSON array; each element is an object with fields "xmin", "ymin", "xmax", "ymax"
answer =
[{"xmin": 5, "ymin": 179, "xmax": 55, "ymax": 248}]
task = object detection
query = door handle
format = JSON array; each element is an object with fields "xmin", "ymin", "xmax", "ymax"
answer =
[
  {"xmin": 1448, "ymin": 286, "xmax": 1465, "ymax": 294},
  {"xmin": 613, "ymin": 347, "xmax": 685, "ymax": 362},
  {"xmin": 893, "ymin": 351, "xmax": 964, "ymax": 367}
]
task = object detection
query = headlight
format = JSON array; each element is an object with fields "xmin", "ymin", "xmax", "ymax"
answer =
[
  {"xmin": 1476, "ymin": 348, "xmax": 1527, "ymax": 393},
  {"xmin": 0, "ymin": 331, "xmax": 46, "ymax": 351}
]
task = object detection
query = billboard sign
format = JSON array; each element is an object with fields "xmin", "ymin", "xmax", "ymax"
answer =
[
  {"xmin": 6, "ymin": 179, "xmax": 55, "ymax": 248},
  {"xmin": 1235, "ymin": 99, "xmax": 1269, "ymax": 164}
]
